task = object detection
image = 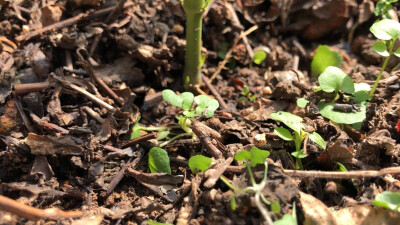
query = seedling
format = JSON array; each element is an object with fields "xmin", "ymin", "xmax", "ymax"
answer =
[
  {"xmin": 148, "ymin": 147, "xmax": 171, "ymax": 174},
  {"xmin": 146, "ymin": 221, "xmax": 173, "ymax": 225},
  {"xmin": 252, "ymin": 46, "xmax": 270, "ymax": 65},
  {"xmin": 299, "ymin": 66, "xmax": 370, "ymax": 126},
  {"xmin": 270, "ymin": 111, "xmax": 326, "ymax": 169},
  {"xmin": 373, "ymin": 191, "xmax": 400, "ymax": 211},
  {"xmin": 220, "ymin": 146, "xmax": 274, "ymax": 223},
  {"xmin": 182, "ymin": 0, "xmax": 210, "ymax": 90},
  {"xmin": 131, "ymin": 89, "xmax": 219, "ymax": 147},
  {"xmin": 188, "ymin": 155, "xmax": 212, "ymax": 174},
  {"xmin": 273, "ymin": 203, "xmax": 297, "ymax": 225},
  {"xmin": 374, "ymin": 0, "xmax": 398, "ymax": 19},
  {"xmin": 336, "ymin": 162, "xmax": 359, "ymax": 191},
  {"xmin": 369, "ymin": 19, "xmax": 400, "ymax": 97},
  {"xmin": 311, "ymin": 45, "xmax": 343, "ymax": 76},
  {"xmin": 238, "ymin": 85, "xmax": 256, "ymax": 105}
]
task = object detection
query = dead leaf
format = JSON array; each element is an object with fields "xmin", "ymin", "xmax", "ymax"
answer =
[{"xmin": 26, "ymin": 133, "xmax": 83, "ymax": 156}]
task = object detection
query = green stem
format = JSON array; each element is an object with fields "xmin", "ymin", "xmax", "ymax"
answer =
[
  {"xmin": 370, "ymin": 40, "xmax": 395, "ymax": 97},
  {"xmin": 159, "ymin": 133, "xmax": 192, "ymax": 147},
  {"xmin": 183, "ymin": 0, "xmax": 204, "ymax": 90},
  {"xmin": 294, "ymin": 132, "xmax": 303, "ymax": 170},
  {"xmin": 247, "ymin": 165, "xmax": 256, "ymax": 186},
  {"xmin": 220, "ymin": 176, "xmax": 242, "ymax": 192}
]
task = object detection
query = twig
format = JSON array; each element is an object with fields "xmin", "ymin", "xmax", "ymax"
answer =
[
  {"xmin": 13, "ymin": 82, "xmax": 50, "ymax": 96},
  {"xmin": 202, "ymin": 74, "xmax": 228, "ymax": 110},
  {"xmin": 81, "ymin": 106, "xmax": 104, "ymax": 124},
  {"xmin": 191, "ymin": 121, "xmax": 223, "ymax": 159},
  {"xmin": 0, "ymin": 194, "xmax": 82, "ymax": 220},
  {"xmin": 15, "ymin": 3, "xmax": 133, "ymax": 42},
  {"xmin": 283, "ymin": 167, "xmax": 400, "ymax": 179},
  {"xmin": 209, "ymin": 25, "xmax": 258, "ymax": 82},
  {"xmin": 14, "ymin": 98, "xmax": 35, "ymax": 133}
]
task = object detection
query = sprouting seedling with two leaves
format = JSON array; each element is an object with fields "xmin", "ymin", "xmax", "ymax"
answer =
[
  {"xmin": 270, "ymin": 111, "xmax": 326, "ymax": 170},
  {"xmin": 131, "ymin": 89, "xmax": 219, "ymax": 147}
]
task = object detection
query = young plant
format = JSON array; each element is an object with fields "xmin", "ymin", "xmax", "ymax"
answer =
[
  {"xmin": 273, "ymin": 203, "xmax": 297, "ymax": 225},
  {"xmin": 374, "ymin": 0, "xmax": 398, "ymax": 20},
  {"xmin": 298, "ymin": 66, "xmax": 370, "ymax": 127},
  {"xmin": 238, "ymin": 85, "xmax": 256, "ymax": 105},
  {"xmin": 220, "ymin": 146, "xmax": 274, "ymax": 224},
  {"xmin": 252, "ymin": 46, "xmax": 270, "ymax": 65},
  {"xmin": 373, "ymin": 191, "xmax": 400, "ymax": 211},
  {"xmin": 182, "ymin": 0, "xmax": 210, "ymax": 90},
  {"xmin": 131, "ymin": 89, "xmax": 219, "ymax": 147},
  {"xmin": 270, "ymin": 111, "xmax": 326, "ymax": 169},
  {"xmin": 311, "ymin": 45, "xmax": 343, "ymax": 76},
  {"xmin": 369, "ymin": 19, "xmax": 400, "ymax": 97}
]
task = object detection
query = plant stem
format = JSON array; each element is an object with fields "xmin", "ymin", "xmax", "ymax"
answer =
[
  {"xmin": 183, "ymin": 0, "xmax": 204, "ymax": 90},
  {"xmin": 220, "ymin": 176, "xmax": 242, "ymax": 192},
  {"xmin": 159, "ymin": 133, "xmax": 192, "ymax": 147},
  {"xmin": 294, "ymin": 132, "xmax": 303, "ymax": 170},
  {"xmin": 370, "ymin": 40, "xmax": 395, "ymax": 97},
  {"xmin": 247, "ymin": 165, "xmax": 256, "ymax": 186}
]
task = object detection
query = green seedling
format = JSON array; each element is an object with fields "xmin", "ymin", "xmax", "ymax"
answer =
[
  {"xmin": 220, "ymin": 146, "xmax": 274, "ymax": 223},
  {"xmin": 146, "ymin": 221, "xmax": 173, "ymax": 225},
  {"xmin": 336, "ymin": 162, "xmax": 359, "ymax": 191},
  {"xmin": 374, "ymin": 0, "xmax": 398, "ymax": 19},
  {"xmin": 311, "ymin": 45, "xmax": 343, "ymax": 76},
  {"xmin": 148, "ymin": 147, "xmax": 171, "ymax": 174},
  {"xmin": 182, "ymin": 0, "xmax": 210, "ymax": 90},
  {"xmin": 238, "ymin": 85, "xmax": 256, "ymax": 105},
  {"xmin": 273, "ymin": 203, "xmax": 297, "ymax": 225},
  {"xmin": 252, "ymin": 46, "xmax": 270, "ymax": 65},
  {"xmin": 188, "ymin": 155, "xmax": 212, "ymax": 174},
  {"xmin": 270, "ymin": 111, "xmax": 326, "ymax": 169},
  {"xmin": 373, "ymin": 191, "xmax": 400, "ymax": 211},
  {"xmin": 303, "ymin": 66, "xmax": 370, "ymax": 126},
  {"xmin": 369, "ymin": 19, "xmax": 400, "ymax": 97},
  {"xmin": 131, "ymin": 89, "xmax": 219, "ymax": 147}
]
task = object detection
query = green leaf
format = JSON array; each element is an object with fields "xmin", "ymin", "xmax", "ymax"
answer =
[
  {"xmin": 271, "ymin": 200, "xmax": 281, "ymax": 214},
  {"xmin": 194, "ymin": 95, "xmax": 219, "ymax": 118},
  {"xmin": 318, "ymin": 102, "xmax": 366, "ymax": 124},
  {"xmin": 308, "ymin": 132, "xmax": 326, "ymax": 150},
  {"xmin": 291, "ymin": 151, "xmax": 307, "ymax": 159},
  {"xmin": 296, "ymin": 98, "xmax": 309, "ymax": 109},
  {"xmin": 270, "ymin": 111, "xmax": 304, "ymax": 134},
  {"xmin": 373, "ymin": 191, "xmax": 400, "ymax": 211},
  {"xmin": 188, "ymin": 155, "xmax": 212, "ymax": 174},
  {"xmin": 130, "ymin": 123, "xmax": 142, "ymax": 140},
  {"xmin": 352, "ymin": 91, "xmax": 370, "ymax": 103},
  {"xmin": 311, "ymin": 45, "xmax": 343, "ymax": 76},
  {"xmin": 370, "ymin": 19, "xmax": 400, "ymax": 40},
  {"xmin": 274, "ymin": 213, "xmax": 297, "ymax": 225},
  {"xmin": 180, "ymin": 92, "xmax": 195, "ymax": 111},
  {"xmin": 146, "ymin": 221, "xmax": 173, "ymax": 225},
  {"xmin": 156, "ymin": 130, "xmax": 170, "ymax": 140},
  {"xmin": 242, "ymin": 85, "xmax": 250, "ymax": 96},
  {"xmin": 253, "ymin": 51, "xmax": 267, "ymax": 65},
  {"xmin": 274, "ymin": 127, "xmax": 294, "ymax": 141},
  {"xmin": 234, "ymin": 146, "xmax": 270, "ymax": 167},
  {"xmin": 318, "ymin": 66, "xmax": 354, "ymax": 94},
  {"xmin": 336, "ymin": 162, "xmax": 348, "ymax": 172},
  {"xmin": 373, "ymin": 41, "xmax": 390, "ymax": 57},
  {"xmin": 162, "ymin": 89, "xmax": 182, "ymax": 108},
  {"xmin": 148, "ymin": 147, "xmax": 171, "ymax": 174},
  {"xmin": 394, "ymin": 47, "xmax": 400, "ymax": 57}
]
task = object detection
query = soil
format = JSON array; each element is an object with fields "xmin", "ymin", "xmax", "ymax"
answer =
[{"xmin": 1, "ymin": 0, "xmax": 400, "ymax": 224}]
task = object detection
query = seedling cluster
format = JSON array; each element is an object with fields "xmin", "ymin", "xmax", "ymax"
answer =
[{"xmin": 270, "ymin": 111, "xmax": 326, "ymax": 169}]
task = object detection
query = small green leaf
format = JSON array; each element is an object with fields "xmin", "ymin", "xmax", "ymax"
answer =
[
  {"xmin": 230, "ymin": 194, "xmax": 236, "ymax": 210},
  {"xmin": 318, "ymin": 66, "xmax": 354, "ymax": 94},
  {"xmin": 274, "ymin": 127, "xmax": 294, "ymax": 141},
  {"xmin": 130, "ymin": 116, "xmax": 142, "ymax": 140},
  {"xmin": 234, "ymin": 146, "xmax": 270, "ymax": 167},
  {"xmin": 270, "ymin": 111, "xmax": 304, "ymax": 134},
  {"xmin": 318, "ymin": 102, "xmax": 366, "ymax": 124},
  {"xmin": 394, "ymin": 48, "xmax": 400, "ymax": 57},
  {"xmin": 188, "ymin": 155, "xmax": 212, "ymax": 174},
  {"xmin": 194, "ymin": 95, "xmax": 219, "ymax": 118},
  {"xmin": 291, "ymin": 151, "xmax": 307, "ymax": 159},
  {"xmin": 311, "ymin": 45, "xmax": 343, "ymax": 76},
  {"xmin": 271, "ymin": 200, "xmax": 281, "ymax": 214},
  {"xmin": 373, "ymin": 41, "xmax": 390, "ymax": 57},
  {"xmin": 253, "ymin": 51, "xmax": 267, "ymax": 65},
  {"xmin": 180, "ymin": 92, "xmax": 195, "ymax": 111},
  {"xmin": 373, "ymin": 191, "xmax": 400, "ymax": 211},
  {"xmin": 146, "ymin": 221, "xmax": 173, "ymax": 225},
  {"xmin": 156, "ymin": 130, "xmax": 170, "ymax": 140},
  {"xmin": 308, "ymin": 132, "xmax": 326, "ymax": 150},
  {"xmin": 370, "ymin": 19, "xmax": 400, "ymax": 40},
  {"xmin": 242, "ymin": 85, "xmax": 250, "ymax": 96},
  {"xmin": 296, "ymin": 98, "xmax": 309, "ymax": 109},
  {"xmin": 162, "ymin": 90, "xmax": 182, "ymax": 108},
  {"xmin": 274, "ymin": 213, "xmax": 297, "ymax": 225},
  {"xmin": 336, "ymin": 162, "xmax": 348, "ymax": 172},
  {"xmin": 352, "ymin": 91, "xmax": 370, "ymax": 103},
  {"xmin": 148, "ymin": 147, "xmax": 171, "ymax": 174}
]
